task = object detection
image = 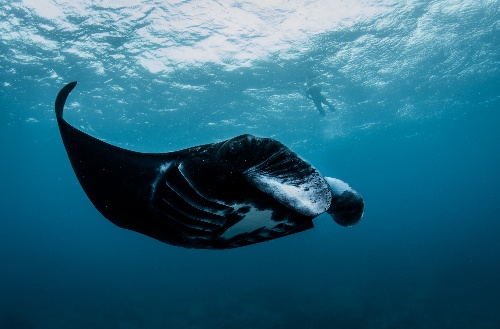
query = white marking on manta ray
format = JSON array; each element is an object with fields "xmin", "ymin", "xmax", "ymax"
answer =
[
  {"xmin": 220, "ymin": 205, "xmax": 285, "ymax": 240},
  {"xmin": 325, "ymin": 177, "xmax": 354, "ymax": 196},
  {"xmin": 151, "ymin": 162, "xmax": 171, "ymax": 199},
  {"xmin": 253, "ymin": 174, "xmax": 329, "ymax": 217}
]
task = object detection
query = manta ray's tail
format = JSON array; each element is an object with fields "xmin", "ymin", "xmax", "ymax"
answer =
[{"xmin": 55, "ymin": 81, "xmax": 77, "ymax": 118}]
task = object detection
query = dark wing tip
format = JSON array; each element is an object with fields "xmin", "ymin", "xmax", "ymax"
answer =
[{"xmin": 55, "ymin": 81, "xmax": 78, "ymax": 118}]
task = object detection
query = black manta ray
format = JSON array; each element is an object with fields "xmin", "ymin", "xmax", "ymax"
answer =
[{"xmin": 55, "ymin": 81, "xmax": 364, "ymax": 249}]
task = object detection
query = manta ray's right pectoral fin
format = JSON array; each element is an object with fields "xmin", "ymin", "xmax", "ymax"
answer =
[{"xmin": 215, "ymin": 134, "xmax": 332, "ymax": 217}]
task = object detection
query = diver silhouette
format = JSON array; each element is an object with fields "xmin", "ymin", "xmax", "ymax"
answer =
[{"xmin": 305, "ymin": 82, "xmax": 336, "ymax": 116}]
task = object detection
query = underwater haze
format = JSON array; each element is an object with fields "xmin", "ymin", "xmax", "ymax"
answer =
[{"xmin": 1, "ymin": 0, "xmax": 500, "ymax": 328}]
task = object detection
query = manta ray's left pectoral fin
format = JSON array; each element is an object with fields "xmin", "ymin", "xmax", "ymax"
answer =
[{"xmin": 150, "ymin": 162, "xmax": 232, "ymax": 236}]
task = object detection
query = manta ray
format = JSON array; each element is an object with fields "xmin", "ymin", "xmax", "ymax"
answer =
[{"xmin": 55, "ymin": 81, "xmax": 364, "ymax": 249}]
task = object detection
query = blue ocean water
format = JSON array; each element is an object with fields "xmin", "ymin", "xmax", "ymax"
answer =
[{"xmin": 1, "ymin": 0, "xmax": 499, "ymax": 328}]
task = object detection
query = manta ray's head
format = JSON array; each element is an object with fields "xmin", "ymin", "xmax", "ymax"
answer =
[{"xmin": 324, "ymin": 177, "xmax": 364, "ymax": 227}]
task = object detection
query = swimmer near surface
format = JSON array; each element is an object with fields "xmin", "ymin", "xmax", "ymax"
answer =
[{"xmin": 55, "ymin": 82, "xmax": 364, "ymax": 249}]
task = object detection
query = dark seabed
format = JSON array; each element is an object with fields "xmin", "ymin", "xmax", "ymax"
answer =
[{"xmin": 1, "ymin": 1, "xmax": 499, "ymax": 328}]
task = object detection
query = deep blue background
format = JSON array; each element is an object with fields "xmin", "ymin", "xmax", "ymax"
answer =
[
  {"xmin": 1, "ymin": 1, "xmax": 500, "ymax": 328},
  {"xmin": 2, "ymin": 98, "xmax": 499, "ymax": 328}
]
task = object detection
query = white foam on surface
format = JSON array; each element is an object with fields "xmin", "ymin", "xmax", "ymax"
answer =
[{"xmin": 17, "ymin": 0, "xmax": 388, "ymax": 72}]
